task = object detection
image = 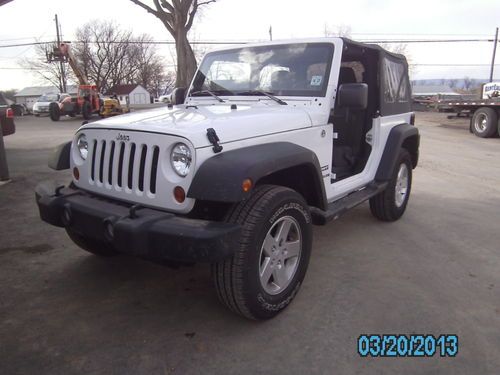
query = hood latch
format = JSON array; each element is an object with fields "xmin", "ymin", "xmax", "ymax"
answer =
[{"xmin": 206, "ymin": 128, "xmax": 223, "ymax": 153}]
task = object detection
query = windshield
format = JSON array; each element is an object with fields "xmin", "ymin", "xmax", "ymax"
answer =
[
  {"xmin": 37, "ymin": 94, "xmax": 58, "ymax": 102},
  {"xmin": 191, "ymin": 43, "xmax": 334, "ymax": 98}
]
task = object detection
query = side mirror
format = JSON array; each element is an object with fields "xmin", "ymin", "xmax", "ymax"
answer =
[
  {"xmin": 337, "ymin": 83, "xmax": 368, "ymax": 110},
  {"xmin": 171, "ymin": 87, "xmax": 186, "ymax": 105}
]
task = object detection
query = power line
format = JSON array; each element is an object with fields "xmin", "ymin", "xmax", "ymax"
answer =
[
  {"xmin": 0, "ymin": 35, "xmax": 57, "ymax": 42},
  {"xmin": 1, "ymin": 63, "xmax": 498, "ymax": 70},
  {"xmin": 411, "ymin": 64, "xmax": 500, "ymax": 67},
  {"xmin": 0, "ymin": 37, "xmax": 498, "ymax": 49}
]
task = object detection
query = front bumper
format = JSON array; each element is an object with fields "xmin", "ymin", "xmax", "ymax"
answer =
[
  {"xmin": 33, "ymin": 108, "xmax": 49, "ymax": 114},
  {"xmin": 35, "ymin": 182, "xmax": 240, "ymax": 263}
]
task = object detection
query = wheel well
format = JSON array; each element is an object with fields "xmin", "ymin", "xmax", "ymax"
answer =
[
  {"xmin": 256, "ymin": 164, "xmax": 325, "ymax": 209},
  {"xmin": 402, "ymin": 135, "xmax": 419, "ymax": 168}
]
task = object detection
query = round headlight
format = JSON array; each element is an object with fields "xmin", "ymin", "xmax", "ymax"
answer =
[
  {"xmin": 77, "ymin": 134, "xmax": 88, "ymax": 160},
  {"xmin": 171, "ymin": 143, "xmax": 192, "ymax": 177}
]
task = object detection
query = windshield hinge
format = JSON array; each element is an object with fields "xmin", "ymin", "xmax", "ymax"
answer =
[{"xmin": 206, "ymin": 128, "xmax": 223, "ymax": 153}]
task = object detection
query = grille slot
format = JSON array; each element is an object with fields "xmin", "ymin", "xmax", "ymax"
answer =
[
  {"xmin": 117, "ymin": 142, "xmax": 125, "ymax": 187},
  {"xmin": 89, "ymin": 139, "xmax": 160, "ymax": 195},
  {"xmin": 99, "ymin": 141, "xmax": 106, "ymax": 183},
  {"xmin": 107, "ymin": 141, "xmax": 115, "ymax": 185},
  {"xmin": 90, "ymin": 140, "xmax": 97, "ymax": 181},
  {"xmin": 127, "ymin": 143, "xmax": 136, "ymax": 189},
  {"xmin": 150, "ymin": 146, "xmax": 159, "ymax": 194}
]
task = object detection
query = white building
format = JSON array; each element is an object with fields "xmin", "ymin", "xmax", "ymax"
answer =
[{"xmin": 107, "ymin": 84, "xmax": 151, "ymax": 105}]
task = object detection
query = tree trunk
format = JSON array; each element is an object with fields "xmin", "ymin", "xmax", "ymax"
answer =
[{"xmin": 174, "ymin": 29, "xmax": 198, "ymax": 88}]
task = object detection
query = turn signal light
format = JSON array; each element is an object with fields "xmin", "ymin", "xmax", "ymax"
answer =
[
  {"xmin": 242, "ymin": 178, "xmax": 252, "ymax": 193},
  {"xmin": 174, "ymin": 186, "xmax": 186, "ymax": 203},
  {"xmin": 73, "ymin": 167, "xmax": 80, "ymax": 180},
  {"xmin": 5, "ymin": 108, "xmax": 14, "ymax": 119}
]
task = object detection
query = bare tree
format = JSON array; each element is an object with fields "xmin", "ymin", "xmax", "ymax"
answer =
[
  {"xmin": 73, "ymin": 20, "xmax": 138, "ymax": 92},
  {"xmin": 323, "ymin": 23, "xmax": 352, "ymax": 38},
  {"xmin": 20, "ymin": 43, "xmax": 74, "ymax": 91},
  {"xmin": 463, "ymin": 76, "xmax": 473, "ymax": 91},
  {"xmin": 128, "ymin": 0, "xmax": 216, "ymax": 88}
]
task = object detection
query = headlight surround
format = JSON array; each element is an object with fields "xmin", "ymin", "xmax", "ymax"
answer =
[
  {"xmin": 76, "ymin": 133, "xmax": 88, "ymax": 160},
  {"xmin": 170, "ymin": 143, "xmax": 192, "ymax": 177}
]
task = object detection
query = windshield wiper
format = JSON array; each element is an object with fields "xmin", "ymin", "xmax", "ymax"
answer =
[
  {"xmin": 189, "ymin": 90, "xmax": 225, "ymax": 103},
  {"xmin": 236, "ymin": 90, "xmax": 287, "ymax": 105}
]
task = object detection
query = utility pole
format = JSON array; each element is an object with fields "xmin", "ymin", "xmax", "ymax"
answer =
[
  {"xmin": 54, "ymin": 14, "xmax": 67, "ymax": 92},
  {"xmin": 490, "ymin": 27, "xmax": 499, "ymax": 82},
  {"xmin": 269, "ymin": 25, "xmax": 273, "ymax": 41}
]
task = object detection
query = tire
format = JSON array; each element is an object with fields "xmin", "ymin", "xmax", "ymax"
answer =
[
  {"xmin": 49, "ymin": 102, "xmax": 60, "ymax": 121},
  {"xmin": 65, "ymin": 228, "xmax": 118, "ymax": 256},
  {"xmin": 370, "ymin": 149, "xmax": 412, "ymax": 222},
  {"xmin": 212, "ymin": 185, "xmax": 313, "ymax": 320},
  {"xmin": 471, "ymin": 107, "xmax": 497, "ymax": 138},
  {"xmin": 82, "ymin": 101, "xmax": 92, "ymax": 120}
]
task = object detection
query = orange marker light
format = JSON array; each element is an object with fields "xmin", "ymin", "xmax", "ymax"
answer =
[
  {"xmin": 242, "ymin": 178, "xmax": 252, "ymax": 193},
  {"xmin": 174, "ymin": 186, "xmax": 186, "ymax": 203},
  {"xmin": 73, "ymin": 167, "xmax": 80, "ymax": 180}
]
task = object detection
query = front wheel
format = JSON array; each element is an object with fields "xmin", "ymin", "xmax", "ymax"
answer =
[
  {"xmin": 212, "ymin": 185, "xmax": 313, "ymax": 320},
  {"xmin": 370, "ymin": 149, "xmax": 413, "ymax": 222},
  {"xmin": 49, "ymin": 103, "xmax": 60, "ymax": 121}
]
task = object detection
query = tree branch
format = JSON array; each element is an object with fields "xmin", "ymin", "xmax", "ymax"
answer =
[
  {"xmin": 159, "ymin": 0, "xmax": 174, "ymax": 13},
  {"xmin": 185, "ymin": 0, "xmax": 198, "ymax": 30},
  {"xmin": 128, "ymin": 0, "xmax": 160, "ymax": 17}
]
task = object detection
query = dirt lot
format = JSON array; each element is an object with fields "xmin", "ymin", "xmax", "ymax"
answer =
[{"xmin": 1, "ymin": 112, "xmax": 499, "ymax": 374}]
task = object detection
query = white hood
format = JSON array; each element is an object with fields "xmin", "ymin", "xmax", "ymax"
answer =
[{"xmin": 80, "ymin": 103, "xmax": 314, "ymax": 148}]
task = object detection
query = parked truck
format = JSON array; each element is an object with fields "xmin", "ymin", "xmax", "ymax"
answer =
[{"xmin": 438, "ymin": 82, "xmax": 500, "ymax": 138}]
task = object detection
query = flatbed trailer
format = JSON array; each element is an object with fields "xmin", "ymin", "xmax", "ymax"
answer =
[{"xmin": 438, "ymin": 82, "xmax": 500, "ymax": 138}]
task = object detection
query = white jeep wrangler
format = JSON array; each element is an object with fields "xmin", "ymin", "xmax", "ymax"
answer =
[{"xmin": 36, "ymin": 38, "xmax": 419, "ymax": 320}]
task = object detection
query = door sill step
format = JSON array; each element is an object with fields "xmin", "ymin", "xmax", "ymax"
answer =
[{"xmin": 310, "ymin": 182, "xmax": 387, "ymax": 225}]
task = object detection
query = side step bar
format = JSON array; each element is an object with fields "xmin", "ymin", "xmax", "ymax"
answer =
[{"xmin": 310, "ymin": 182, "xmax": 387, "ymax": 225}]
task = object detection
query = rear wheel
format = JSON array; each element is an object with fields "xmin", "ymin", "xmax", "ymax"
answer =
[
  {"xmin": 66, "ymin": 228, "xmax": 118, "ymax": 256},
  {"xmin": 49, "ymin": 102, "xmax": 60, "ymax": 121},
  {"xmin": 212, "ymin": 185, "xmax": 313, "ymax": 320},
  {"xmin": 472, "ymin": 107, "xmax": 497, "ymax": 138},
  {"xmin": 82, "ymin": 101, "xmax": 92, "ymax": 120},
  {"xmin": 370, "ymin": 149, "xmax": 412, "ymax": 222}
]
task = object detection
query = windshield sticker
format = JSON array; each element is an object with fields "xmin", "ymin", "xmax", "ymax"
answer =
[{"xmin": 311, "ymin": 76, "xmax": 323, "ymax": 86}]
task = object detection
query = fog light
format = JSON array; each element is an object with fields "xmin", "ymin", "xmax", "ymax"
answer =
[
  {"xmin": 242, "ymin": 178, "xmax": 252, "ymax": 193},
  {"xmin": 174, "ymin": 186, "xmax": 185, "ymax": 203},
  {"xmin": 103, "ymin": 220, "xmax": 115, "ymax": 242},
  {"xmin": 73, "ymin": 167, "xmax": 80, "ymax": 180},
  {"xmin": 62, "ymin": 205, "xmax": 72, "ymax": 226}
]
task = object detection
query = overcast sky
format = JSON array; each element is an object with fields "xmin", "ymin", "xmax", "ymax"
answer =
[{"xmin": 0, "ymin": 0, "xmax": 499, "ymax": 90}]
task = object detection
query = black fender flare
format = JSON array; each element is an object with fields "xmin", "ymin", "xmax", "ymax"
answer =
[
  {"xmin": 187, "ymin": 142, "xmax": 327, "ymax": 209},
  {"xmin": 375, "ymin": 124, "xmax": 420, "ymax": 181},
  {"xmin": 48, "ymin": 141, "xmax": 71, "ymax": 170}
]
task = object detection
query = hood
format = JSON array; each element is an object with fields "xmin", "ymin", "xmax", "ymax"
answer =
[{"xmin": 80, "ymin": 103, "xmax": 313, "ymax": 148}]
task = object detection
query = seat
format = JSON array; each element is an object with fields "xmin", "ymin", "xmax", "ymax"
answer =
[
  {"xmin": 331, "ymin": 67, "xmax": 366, "ymax": 181},
  {"xmin": 270, "ymin": 70, "xmax": 292, "ymax": 92}
]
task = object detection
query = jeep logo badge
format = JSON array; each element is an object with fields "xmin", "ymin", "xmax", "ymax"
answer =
[{"xmin": 116, "ymin": 133, "xmax": 130, "ymax": 142}]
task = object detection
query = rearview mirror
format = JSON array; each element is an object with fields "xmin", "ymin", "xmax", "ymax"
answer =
[
  {"xmin": 337, "ymin": 83, "xmax": 368, "ymax": 110},
  {"xmin": 171, "ymin": 87, "xmax": 186, "ymax": 105}
]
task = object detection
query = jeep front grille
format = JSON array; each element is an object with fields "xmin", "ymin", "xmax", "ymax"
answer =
[{"xmin": 89, "ymin": 139, "xmax": 160, "ymax": 195}]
